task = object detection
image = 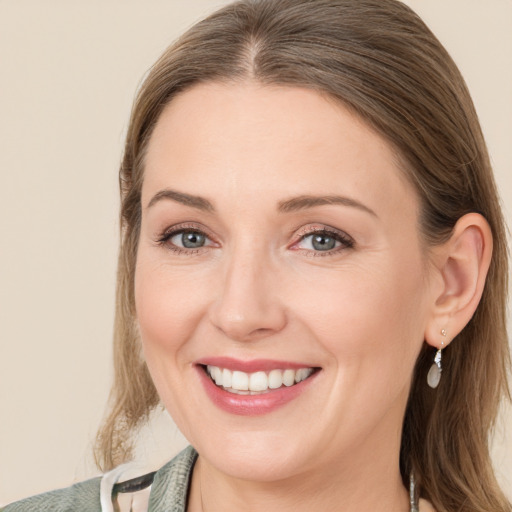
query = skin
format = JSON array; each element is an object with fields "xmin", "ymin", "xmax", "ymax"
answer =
[{"xmin": 134, "ymin": 82, "xmax": 489, "ymax": 511}]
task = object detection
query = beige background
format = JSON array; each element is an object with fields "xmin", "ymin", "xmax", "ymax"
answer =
[{"xmin": 1, "ymin": 0, "xmax": 511, "ymax": 505}]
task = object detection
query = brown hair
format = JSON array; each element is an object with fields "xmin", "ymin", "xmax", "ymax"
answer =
[{"xmin": 95, "ymin": 1, "xmax": 511, "ymax": 510}]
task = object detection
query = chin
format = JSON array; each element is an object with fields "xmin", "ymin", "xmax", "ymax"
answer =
[
  {"xmin": 179, "ymin": 414, "xmax": 334, "ymax": 483},
  {"xmin": 198, "ymin": 434, "xmax": 313, "ymax": 482}
]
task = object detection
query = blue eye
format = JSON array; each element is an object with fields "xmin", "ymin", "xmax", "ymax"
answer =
[
  {"xmin": 172, "ymin": 231, "xmax": 207, "ymax": 249},
  {"xmin": 157, "ymin": 226, "xmax": 216, "ymax": 253},
  {"xmin": 299, "ymin": 232, "xmax": 340, "ymax": 251},
  {"xmin": 295, "ymin": 228, "xmax": 354, "ymax": 253},
  {"xmin": 310, "ymin": 233, "xmax": 338, "ymax": 251}
]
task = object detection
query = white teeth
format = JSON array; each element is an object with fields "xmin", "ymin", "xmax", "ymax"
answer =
[
  {"xmin": 212, "ymin": 366, "xmax": 222, "ymax": 386},
  {"xmin": 206, "ymin": 365, "xmax": 315, "ymax": 393},
  {"xmin": 249, "ymin": 371, "xmax": 268, "ymax": 391},
  {"xmin": 295, "ymin": 368, "xmax": 313, "ymax": 383},
  {"xmin": 231, "ymin": 371, "xmax": 249, "ymax": 391},
  {"xmin": 282, "ymin": 369, "xmax": 295, "ymax": 387},
  {"xmin": 268, "ymin": 369, "xmax": 283, "ymax": 389},
  {"xmin": 222, "ymin": 368, "xmax": 232, "ymax": 388}
]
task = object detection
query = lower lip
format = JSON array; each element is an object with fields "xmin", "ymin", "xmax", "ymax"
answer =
[{"xmin": 197, "ymin": 366, "xmax": 319, "ymax": 416}]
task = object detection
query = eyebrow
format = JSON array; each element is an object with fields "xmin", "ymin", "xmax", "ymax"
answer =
[
  {"xmin": 278, "ymin": 195, "xmax": 377, "ymax": 217},
  {"xmin": 146, "ymin": 189, "xmax": 377, "ymax": 217},
  {"xmin": 147, "ymin": 189, "xmax": 215, "ymax": 212}
]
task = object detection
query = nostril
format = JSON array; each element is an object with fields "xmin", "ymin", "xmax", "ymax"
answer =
[{"xmin": 210, "ymin": 305, "xmax": 287, "ymax": 342}]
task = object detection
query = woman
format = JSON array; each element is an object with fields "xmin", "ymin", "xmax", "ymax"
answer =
[{"xmin": 3, "ymin": 0, "xmax": 510, "ymax": 511}]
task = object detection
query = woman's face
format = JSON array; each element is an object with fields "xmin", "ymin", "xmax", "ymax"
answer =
[{"xmin": 135, "ymin": 83, "xmax": 436, "ymax": 482}]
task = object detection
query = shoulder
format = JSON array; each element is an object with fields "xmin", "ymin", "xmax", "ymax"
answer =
[
  {"xmin": 111, "ymin": 445, "xmax": 197, "ymax": 512},
  {"xmin": 1, "ymin": 477, "xmax": 102, "ymax": 512},
  {"xmin": 147, "ymin": 445, "xmax": 198, "ymax": 510},
  {"xmin": 110, "ymin": 446, "xmax": 198, "ymax": 512},
  {"xmin": 1, "ymin": 447, "xmax": 198, "ymax": 512}
]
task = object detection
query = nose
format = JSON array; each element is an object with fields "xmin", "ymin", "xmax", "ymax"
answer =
[{"xmin": 208, "ymin": 248, "xmax": 287, "ymax": 342}]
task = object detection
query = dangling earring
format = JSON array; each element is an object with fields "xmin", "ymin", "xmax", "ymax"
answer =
[
  {"xmin": 409, "ymin": 472, "xmax": 419, "ymax": 512},
  {"xmin": 427, "ymin": 329, "xmax": 446, "ymax": 389}
]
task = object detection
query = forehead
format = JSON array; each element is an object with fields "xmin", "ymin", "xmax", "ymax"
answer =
[{"xmin": 142, "ymin": 82, "xmax": 417, "ymax": 221}]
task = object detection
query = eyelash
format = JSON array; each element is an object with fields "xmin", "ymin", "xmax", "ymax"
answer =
[
  {"xmin": 156, "ymin": 223, "xmax": 217, "ymax": 255},
  {"xmin": 290, "ymin": 226, "xmax": 355, "ymax": 256},
  {"xmin": 155, "ymin": 223, "xmax": 355, "ymax": 256}
]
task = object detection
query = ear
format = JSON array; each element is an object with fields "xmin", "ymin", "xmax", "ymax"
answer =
[{"xmin": 424, "ymin": 213, "xmax": 493, "ymax": 349}]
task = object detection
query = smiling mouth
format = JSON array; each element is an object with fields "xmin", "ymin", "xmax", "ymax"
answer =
[{"xmin": 204, "ymin": 365, "xmax": 319, "ymax": 395}]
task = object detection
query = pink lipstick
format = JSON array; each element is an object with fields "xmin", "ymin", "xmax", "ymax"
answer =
[{"xmin": 195, "ymin": 358, "xmax": 320, "ymax": 416}]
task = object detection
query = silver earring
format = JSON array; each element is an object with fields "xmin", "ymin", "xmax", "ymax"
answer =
[
  {"xmin": 427, "ymin": 329, "xmax": 446, "ymax": 389},
  {"xmin": 409, "ymin": 472, "xmax": 419, "ymax": 512}
]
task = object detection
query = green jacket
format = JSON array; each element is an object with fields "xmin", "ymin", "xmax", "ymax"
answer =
[{"xmin": 2, "ymin": 446, "xmax": 197, "ymax": 512}]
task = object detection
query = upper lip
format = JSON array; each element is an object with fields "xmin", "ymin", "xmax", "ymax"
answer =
[{"xmin": 195, "ymin": 357, "xmax": 319, "ymax": 373}]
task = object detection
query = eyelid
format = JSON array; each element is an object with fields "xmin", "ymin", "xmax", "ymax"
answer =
[
  {"xmin": 155, "ymin": 222, "xmax": 219, "ymax": 250},
  {"xmin": 293, "ymin": 223, "xmax": 352, "ymax": 238}
]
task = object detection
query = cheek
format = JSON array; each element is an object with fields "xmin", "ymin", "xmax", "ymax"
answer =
[
  {"xmin": 134, "ymin": 256, "xmax": 209, "ymax": 358},
  {"xmin": 133, "ymin": 256, "xmax": 214, "ymax": 428},
  {"xmin": 288, "ymin": 254, "xmax": 427, "ymax": 370}
]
